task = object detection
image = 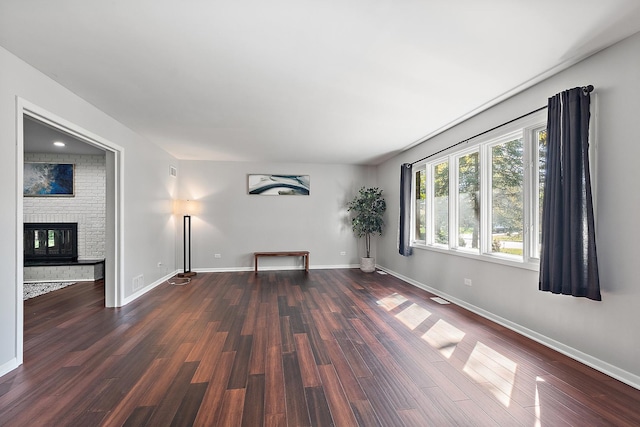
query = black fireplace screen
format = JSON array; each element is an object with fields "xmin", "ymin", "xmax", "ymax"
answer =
[{"xmin": 24, "ymin": 223, "xmax": 78, "ymax": 262}]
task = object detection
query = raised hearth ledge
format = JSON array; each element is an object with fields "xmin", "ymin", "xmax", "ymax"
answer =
[
  {"xmin": 24, "ymin": 259, "xmax": 104, "ymax": 267},
  {"xmin": 24, "ymin": 259, "xmax": 104, "ymax": 282}
]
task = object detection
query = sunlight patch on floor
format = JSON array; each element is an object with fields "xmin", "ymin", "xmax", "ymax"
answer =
[
  {"xmin": 421, "ymin": 319, "xmax": 465, "ymax": 358},
  {"xmin": 395, "ymin": 303, "xmax": 432, "ymax": 330},
  {"xmin": 463, "ymin": 342, "xmax": 517, "ymax": 407},
  {"xmin": 534, "ymin": 376, "xmax": 545, "ymax": 427},
  {"xmin": 376, "ymin": 293, "xmax": 408, "ymax": 311}
]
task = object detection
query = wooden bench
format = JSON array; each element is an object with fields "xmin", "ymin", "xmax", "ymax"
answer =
[{"xmin": 254, "ymin": 251, "xmax": 309, "ymax": 273}]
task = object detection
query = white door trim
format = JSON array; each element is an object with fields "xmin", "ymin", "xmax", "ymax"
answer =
[{"xmin": 15, "ymin": 97, "xmax": 125, "ymax": 363}]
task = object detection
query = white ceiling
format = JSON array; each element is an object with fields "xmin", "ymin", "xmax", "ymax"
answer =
[
  {"xmin": 23, "ymin": 117, "xmax": 105, "ymax": 155},
  {"xmin": 2, "ymin": 1, "xmax": 640, "ymax": 165}
]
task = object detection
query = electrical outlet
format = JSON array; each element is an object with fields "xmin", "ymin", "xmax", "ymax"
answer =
[
  {"xmin": 340, "ymin": 251, "xmax": 346, "ymax": 256},
  {"xmin": 214, "ymin": 253, "xmax": 221, "ymax": 259},
  {"xmin": 464, "ymin": 278, "xmax": 472, "ymax": 286}
]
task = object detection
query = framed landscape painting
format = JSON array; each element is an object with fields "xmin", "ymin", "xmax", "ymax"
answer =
[
  {"xmin": 248, "ymin": 174, "xmax": 310, "ymax": 195},
  {"xmin": 24, "ymin": 162, "xmax": 75, "ymax": 196}
]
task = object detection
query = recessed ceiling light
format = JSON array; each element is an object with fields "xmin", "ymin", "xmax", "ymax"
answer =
[{"xmin": 53, "ymin": 141, "xmax": 66, "ymax": 147}]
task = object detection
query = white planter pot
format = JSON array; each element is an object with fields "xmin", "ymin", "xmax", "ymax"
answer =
[{"xmin": 360, "ymin": 257, "xmax": 375, "ymax": 273}]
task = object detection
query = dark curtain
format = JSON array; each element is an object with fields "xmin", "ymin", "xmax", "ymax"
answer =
[
  {"xmin": 539, "ymin": 87, "xmax": 601, "ymax": 300},
  {"xmin": 399, "ymin": 163, "xmax": 413, "ymax": 256}
]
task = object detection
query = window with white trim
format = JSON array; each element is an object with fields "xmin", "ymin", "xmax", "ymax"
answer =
[{"xmin": 411, "ymin": 111, "xmax": 546, "ymax": 267}]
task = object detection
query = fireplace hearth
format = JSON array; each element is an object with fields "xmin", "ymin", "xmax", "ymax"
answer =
[{"xmin": 24, "ymin": 222, "xmax": 78, "ymax": 264}]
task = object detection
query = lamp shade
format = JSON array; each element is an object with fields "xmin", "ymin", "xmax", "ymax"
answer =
[{"xmin": 174, "ymin": 199, "xmax": 200, "ymax": 216}]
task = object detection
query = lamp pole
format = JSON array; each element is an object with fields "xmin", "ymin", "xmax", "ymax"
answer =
[{"xmin": 178, "ymin": 211, "xmax": 196, "ymax": 278}]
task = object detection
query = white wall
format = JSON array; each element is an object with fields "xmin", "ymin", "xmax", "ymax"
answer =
[
  {"xmin": 24, "ymin": 152, "xmax": 106, "ymax": 260},
  {"xmin": 177, "ymin": 160, "xmax": 374, "ymax": 271},
  {"xmin": 376, "ymin": 32, "xmax": 640, "ymax": 387},
  {"xmin": 0, "ymin": 46, "xmax": 178, "ymax": 375}
]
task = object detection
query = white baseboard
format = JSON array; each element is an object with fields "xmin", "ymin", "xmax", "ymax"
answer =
[
  {"xmin": 24, "ymin": 279, "xmax": 95, "ymax": 284},
  {"xmin": 194, "ymin": 267, "xmax": 254, "ymax": 273},
  {"xmin": 0, "ymin": 357, "xmax": 19, "ymax": 378},
  {"xmin": 312, "ymin": 264, "xmax": 361, "ymax": 270},
  {"xmin": 377, "ymin": 264, "xmax": 640, "ymax": 391},
  {"xmin": 194, "ymin": 264, "xmax": 359, "ymax": 273},
  {"xmin": 121, "ymin": 270, "xmax": 179, "ymax": 306}
]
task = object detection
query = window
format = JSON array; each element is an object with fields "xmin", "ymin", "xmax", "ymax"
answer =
[
  {"xmin": 535, "ymin": 128, "xmax": 547, "ymax": 258},
  {"xmin": 490, "ymin": 136, "xmax": 523, "ymax": 257},
  {"xmin": 433, "ymin": 160, "xmax": 449, "ymax": 246},
  {"xmin": 457, "ymin": 150, "xmax": 480, "ymax": 252},
  {"xmin": 411, "ymin": 112, "xmax": 546, "ymax": 268},
  {"xmin": 415, "ymin": 169, "xmax": 426, "ymax": 241}
]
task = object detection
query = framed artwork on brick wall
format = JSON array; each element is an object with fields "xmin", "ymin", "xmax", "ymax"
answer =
[{"xmin": 24, "ymin": 162, "xmax": 75, "ymax": 196}]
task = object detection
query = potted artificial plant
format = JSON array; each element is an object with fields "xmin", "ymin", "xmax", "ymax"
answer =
[{"xmin": 347, "ymin": 187, "xmax": 386, "ymax": 272}]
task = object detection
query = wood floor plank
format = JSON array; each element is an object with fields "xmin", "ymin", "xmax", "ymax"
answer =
[
  {"xmin": 1, "ymin": 271, "xmax": 639, "ymax": 426},
  {"xmin": 192, "ymin": 351, "xmax": 236, "ymax": 426},
  {"xmin": 241, "ymin": 374, "xmax": 265, "ymax": 427},
  {"xmin": 333, "ymin": 330, "xmax": 373, "ymax": 379},
  {"xmin": 240, "ymin": 290, "xmax": 259, "ymax": 336},
  {"xmin": 357, "ymin": 375, "xmax": 407, "ymax": 427},
  {"xmin": 100, "ymin": 358, "xmax": 171, "ymax": 426},
  {"xmin": 248, "ymin": 317, "xmax": 267, "ymax": 375},
  {"xmin": 185, "ymin": 321, "xmax": 219, "ymax": 362},
  {"xmin": 351, "ymin": 342, "xmax": 418, "ymax": 411},
  {"xmin": 266, "ymin": 311, "xmax": 282, "ymax": 349},
  {"xmin": 309, "ymin": 309, "xmax": 334, "ymax": 340},
  {"xmin": 191, "ymin": 331, "xmax": 228, "ymax": 383},
  {"xmin": 304, "ymin": 386, "xmax": 334, "ymax": 427},
  {"xmin": 215, "ymin": 388, "xmax": 246, "ymax": 427},
  {"xmin": 145, "ymin": 360, "xmax": 201, "ymax": 425},
  {"xmin": 112, "ymin": 308, "xmax": 165, "ymax": 357},
  {"xmin": 293, "ymin": 333, "xmax": 322, "ymax": 387},
  {"xmin": 317, "ymin": 364, "xmax": 358, "ymax": 427},
  {"xmin": 264, "ymin": 345, "xmax": 286, "ymax": 418},
  {"xmin": 301, "ymin": 315, "xmax": 333, "ymax": 366},
  {"xmin": 264, "ymin": 413, "xmax": 287, "ymax": 427},
  {"xmin": 221, "ymin": 311, "xmax": 247, "ymax": 352},
  {"xmin": 282, "ymin": 352, "xmax": 312, "ymax": 426},
  {"xmin": 350, "ymin": 399, "xmax": 383, "ymax": 427},
  {"xmin": 279, "ymin": 316, "xmax": 295, "ymax": 354},
  {"xmin": 453, "ymin": 399, "xmax": 501, "ymax": 426},
  {"xmin": 170, "ymin": 382, "xmax": 208, "ymax": 427},
  {"xmin": 323, "ymin": 337, "xmax": 368, "ymax": 401},
  {"xmin": 123, "ymin": 405, "xmax": 155, "ymax": 427},
  {"xmin": 139, "ymin": 343, "xmax": 195, "ymax": 406},
  {"xmin": 227, "ymin": 335, "xmax": 253, "ymax": 389}
]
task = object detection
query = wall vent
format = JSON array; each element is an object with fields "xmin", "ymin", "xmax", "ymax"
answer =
[
  {"xmin": 132, "ymin": 274, "xmax": 144, "ymax": 291},
  {"xmin": 170, "ymin": 166, "xmax": 177, "ymax": 177}
]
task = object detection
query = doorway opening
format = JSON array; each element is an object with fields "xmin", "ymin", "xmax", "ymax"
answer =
[{"xmin": 16, "ymin": 98, "xmax": 124, "ymax": 365}]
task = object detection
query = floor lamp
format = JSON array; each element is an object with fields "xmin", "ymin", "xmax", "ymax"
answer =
[{"xmin": 177, "ymin": 199, "xmax": 198, "ymax": 278}]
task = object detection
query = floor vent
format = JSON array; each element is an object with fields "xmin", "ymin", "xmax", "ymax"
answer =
[{"xmin": 430, "ymin": 296, "xmax": 450, "ymax": 305}]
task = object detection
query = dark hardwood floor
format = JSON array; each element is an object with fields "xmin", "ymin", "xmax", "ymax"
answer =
[{"xmin": 1, "ymin": 270, "xmax": 639, "ymax": 426}]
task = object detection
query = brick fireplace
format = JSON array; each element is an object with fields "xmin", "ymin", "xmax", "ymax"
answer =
[
  {"xmin": 23, "ymin": 152, "xmax": 106, "ymax": 283},
  {"xmin": 23, "ymin": 222, "xmax": 103, "ymax": 282}
]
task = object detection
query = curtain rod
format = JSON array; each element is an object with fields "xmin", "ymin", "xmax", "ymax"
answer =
[{"xmin": 410, "ymin": 85, "xmax": 594, "ymax": 166}]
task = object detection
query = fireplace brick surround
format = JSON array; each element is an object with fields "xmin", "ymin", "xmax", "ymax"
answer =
[
  {"xmin": 24, "ymin": 261, "xmax": 104, "ymax": 283},
  {"xmin": 23, "ymin": 152, "xmax": 105, "ymax": 282}
]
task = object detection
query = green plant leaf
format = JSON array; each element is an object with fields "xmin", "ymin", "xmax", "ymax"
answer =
[{"xmin": 347, "ymin": 187, "xmax": 386, "ymax": 257}]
